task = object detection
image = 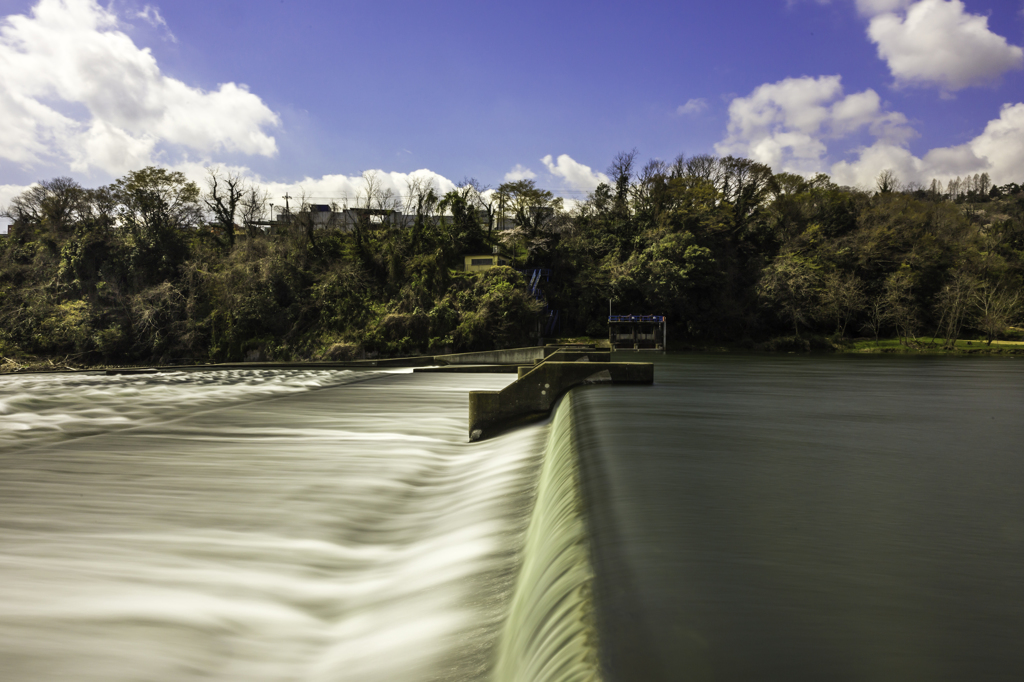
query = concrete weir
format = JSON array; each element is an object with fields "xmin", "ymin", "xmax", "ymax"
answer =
[
  {"xmin": 435, "ymin": 345, "xmax": 606, "ymax": 366},
  {"xmin": 435, "ymin": 347, "xmax": 549, "ymax": 366},
  {"xmin": 468, "ymin": 361, "xmax": 654, "ymax": 441}
]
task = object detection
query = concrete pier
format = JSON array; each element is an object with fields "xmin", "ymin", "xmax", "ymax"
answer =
[
  {"xmin": 413, "ymin": 365, "xmax": 521, "ymax": 374},
  {"xmin": 435, "ymin": 344, "xmax": 601, "ymax": 366},
  {"xmin": 468, "ymin": 361, "xmax": 653, "ymax": 441},
  {"xmin": 435, "ymin": 347, "xmax": 550, "ymax": 365},
  {"xmin": 540, "ymin": 350, "xmax": 611, "ymax": 364}
]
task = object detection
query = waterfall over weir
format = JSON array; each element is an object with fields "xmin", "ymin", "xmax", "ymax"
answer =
[
  {"xmin": 0, "ymin": 368, "xmax": 601, "ymax": 682},
  {"xmin": 493, "ymin": 392, "xmax": 600, "ymax": 682}
]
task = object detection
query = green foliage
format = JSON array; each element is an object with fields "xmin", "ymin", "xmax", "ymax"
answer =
[
  {"xmin": 2, "ymin": 160, "xmax": 1023, "ymax": 366},
  {"xmin": 757, "ymin": 253, "xmax": 821, "ymax": 337},
  {"xmin": 453, "ymin": 266, "xmax": 542, "ymax": 350},
  {"xmin": 36, "ymin": 300, "xmax": 95, "ymax": 354}
]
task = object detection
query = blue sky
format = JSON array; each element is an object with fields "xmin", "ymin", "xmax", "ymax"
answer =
[{"xmin": 1, "ymin": 0, "xmax": 1023, "ymax": 216}]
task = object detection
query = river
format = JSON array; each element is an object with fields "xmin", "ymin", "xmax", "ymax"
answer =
[
  {"xmin": 1, "ymin": 356, "xmax": 1023, "ymax": 681},
  {"xmin": 578, "ymin": 354, "xmax": 1024, "ymax": 681}
]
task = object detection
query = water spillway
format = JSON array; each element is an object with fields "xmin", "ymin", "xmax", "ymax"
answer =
[
  {"xmin": 0, "ymin": 368, "xmax": 594, "ymax": 682},
  {"xmin": 5, "ymin": 355, "xmax": 1024, "ymax": 681},
  {"xmin": 492, "ymin": 392, "xmax": 600, "ymax": 682}
]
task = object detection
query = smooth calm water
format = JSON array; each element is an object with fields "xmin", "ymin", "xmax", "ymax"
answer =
[
  {"xmin": 575, "ymin": 354, "xmax": 1024, "ymax": 682},
  {"xmin": 2, "ymin": 356, "xmax": 1023, "ymax": 681}
]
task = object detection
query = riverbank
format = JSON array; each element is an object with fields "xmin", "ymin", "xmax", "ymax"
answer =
[
  {"xmin": 0, "ymin": 344, "xmax": 580, "ymax": 374},
  {"xmin": 668, "ymin": 334, "xmax": 1024, "ymax": 355},
  {"xmin": 5, "ymin": 334, "xmax": 1024, "ymax": 374},
  {"xmin": 554, "ymin": 333, "xmax": 1024, "ymax": 355},
  {"xmin": 845, "ymin": 336, "xmax": 1024, "ymax": 354}
]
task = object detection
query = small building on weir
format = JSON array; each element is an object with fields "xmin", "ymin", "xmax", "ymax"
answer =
[
  {"xmin": 608, "ymin": 314, "xmax": 667, "ymax": 352},
  {"xmin": 463, "ymin": 253, "xmax": 510, "ymax": 272}
]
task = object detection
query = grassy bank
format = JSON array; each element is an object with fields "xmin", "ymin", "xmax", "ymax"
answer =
[
  {"xmin": 552, "ymin": 333, "xmax": 1024, "ymax": 356},
  {"xmin": 845, "ymin": 336, "xmax": 1024, "ymax": 354}
]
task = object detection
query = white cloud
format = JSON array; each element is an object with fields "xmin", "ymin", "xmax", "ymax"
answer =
[
  {"xmin": 0, "ymin": 183, "xmax": 31, "ymax": 231},
  {"xmin": 677, "ymin": 98, "xmax": 708, "ymax": 115},
  {"xmin": 159, "ymin": 165, "xmax": 453, "ymax": 211},
  {"xmin": 792, "ymin": 0, "xmax": 911, "ymax": 15},
  {"xmin": 540, "ymin": 154, "xmax": 609, "ymax": 192},
  {"xmin": 0, "ymin": 160, "xmax": 598, "ymax": 224},
  {"xmin": 0, "ymin": 0, "xmax": 279, "ymax": 177},
  {"xmin": 0, "ymin": 184, "xmax": 31, "ymax": 208},
  {"xmin": 855, "ymin": 0, "xmax": 911, "ymax": 16},
  {"xmin": 248, "ymin": 168, "xmax": 459, "ymax": 212},
  {"xmin": 831, "ymin": 102, "xmax": 1024, "ymax": 186},
  {"xmin": 135, "ymin": 4, "xmax": 175, "ymax": 42},
  {"xmin": 715, "ymin": 75, "xmax": 913, "ymax": 174},
  {"xmin": 829, "ymin": 142, "xmax": 926, "ymax": 186},
  {"xmin": 966, "ymin": 102, "xmax": 1024, "ymax": 179},
  {"xmin": 1, "ymin": 182, "xmax": 31, "ymax": 233},
  {"xmin": 0, "ymin": 163, "xmax": 463, "ymax": 221},
  {"xmin": 503, "ymin": 164, "xmax": 536, "ymax": 182},
  {"xmin": 716, "ymin": 73, "xmax": 1024, "ymax": 188},
  {"xmin": 868, "ymin": 0, "xmax": 1024, "ymax": 91}
]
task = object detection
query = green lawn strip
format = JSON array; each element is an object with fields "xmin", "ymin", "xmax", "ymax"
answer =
[{"xmin": 846, "ymin": 337, "xmax": 1024, "ymax": 353}]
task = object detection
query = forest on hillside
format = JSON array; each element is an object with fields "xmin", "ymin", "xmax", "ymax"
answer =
[{"xmin": 1, "ymin": 152, "xmax": 1023, "ymax": 367}]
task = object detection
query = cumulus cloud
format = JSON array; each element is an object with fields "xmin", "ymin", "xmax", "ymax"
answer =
[
  {"xmin": 831, "ymin": 102, "xmax": 1024, "ymax": 186},
  {"xmin": 0, "ymin": 162, "xmax": 463, "ymax": 222},
  {"xmin": 0, "ymin": 184, "xmax": 27, "ymax": 231},
  {"xmin": 540, "ymin": 154, "xmax": 609, "ymax": 192},
  {"xmin": 855, "ymin": 0, "xmax": 912, "ymax": 16},
  {"xmin": 868, "ymin": 0, "xmax": 1024, "ymax": 91},
  {"xmin": 718, "ymin": 74, "xmax": 1024, "ymax": 187},
  {"xmin": 715, "ymin": 75, "xmax": 913, "ymax": 174},
  {"xmin": 504, "ymin": 164, "xmax": 536, "ymax": 182},
  {"xmin": 677, "ymin": 98, "xmax": 708, "ymax": 115},
  {"xmin": 250, "ymin": 168, "xmax": 459, "ymax": 211},
  {"xmin": 0, "ymin": 0, "xmax": 279, "ymax": 177},
  {"xmin": 0, "ymin": 184, "xmax": 28, "ymax": 207}
]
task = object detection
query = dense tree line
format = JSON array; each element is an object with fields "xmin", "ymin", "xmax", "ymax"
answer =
[
  {"xmin": 1, "ymin": 157, "xmax": 1023, "ymax": 367},
  {"xmin": 0, "ymin": 168, "xmax": 537, "ymax": 365},
  {"xmin": 541, "ymin": 154, "xmax": 1024, "ymax": 350}
]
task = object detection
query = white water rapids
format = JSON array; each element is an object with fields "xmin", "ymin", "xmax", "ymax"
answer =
[{"xmin": 0, "ymin": 368, "xmax": 596, "ymax": 681}]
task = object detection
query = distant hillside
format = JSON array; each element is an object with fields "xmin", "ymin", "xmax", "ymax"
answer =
[{"xmin": 2, "ymin": 159, "xmax": 1022, "ymax": 368}]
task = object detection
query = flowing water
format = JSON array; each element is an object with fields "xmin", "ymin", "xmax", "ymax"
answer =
[
  {"xmin": 2, "ymin": 356, "xmax": 1024, "ymax": 681},
  {"xmin": 0, "ymin": 368, "xmax": 564, "ymax": 681},
  {"xmin": 493, "ymin": 392, "xmax": 599, "ymax": 682}
]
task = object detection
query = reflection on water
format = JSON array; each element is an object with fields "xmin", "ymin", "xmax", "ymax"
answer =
[
  {"xmin": 576, "ymin": 354, "xmax": 1024, "ymax": 682},
  {"xmin": 0, "ymin": 369, "xmax": 544, "ymax": 682}
]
